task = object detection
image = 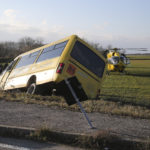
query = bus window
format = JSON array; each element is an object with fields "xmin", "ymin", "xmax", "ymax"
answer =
[
  {"xmin": 71, "ymin": 41, "xmax": 105, "ymax": 78},
  {"xmin": 54, "ymin": 41, "xmax": 68, "ymax": 49},
  {"xmin": 36, "ymin": 41, "xmax": 68, "ymax": 63},
  {"xmin": 15, "ymin": 50, "xmax": 40, "ymax": 69},
  {"xmin": 42, "ymin": 45, "xmax": 55, "ymax": 53}
]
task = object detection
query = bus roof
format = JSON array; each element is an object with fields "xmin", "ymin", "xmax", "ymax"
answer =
[
  {"xmin": 15, "ymin": 34, "xmax": 106, "ymax": 63},
  {"xmin": 15, "ymin": 35, "xmax": 77, "ymax": 59}
]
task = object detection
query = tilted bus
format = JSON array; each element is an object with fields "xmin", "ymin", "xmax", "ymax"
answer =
[{"xmin": 0, "ymin": 35, "xmax": 106, "ymax": 105}]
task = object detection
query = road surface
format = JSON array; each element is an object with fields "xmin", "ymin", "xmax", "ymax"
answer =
[
  {"xmin": 0, "ymin": 100, "xmax": 150, "ymax": 140},
  {"xmin": 0, "ymin": 137, "xmax": 84, "ymax": 150}
]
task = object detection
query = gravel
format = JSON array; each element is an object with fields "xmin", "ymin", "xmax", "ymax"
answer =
[{"xmin": 0, "ymin": 100, "xmax": 150, "ymax": 140}]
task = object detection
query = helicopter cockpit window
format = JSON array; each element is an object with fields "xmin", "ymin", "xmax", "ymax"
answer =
[
  {"xmin": 113, "ymin": 56, "xmax": 119, "ymax": 62},
  {"xmin": 108, "ymin": 56, "xmax": 119, "ymax": 65}
]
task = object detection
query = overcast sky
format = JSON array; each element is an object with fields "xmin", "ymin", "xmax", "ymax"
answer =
[{"xmin": 0, "ymin": 0, "xmax": 150, "ymax": 51}]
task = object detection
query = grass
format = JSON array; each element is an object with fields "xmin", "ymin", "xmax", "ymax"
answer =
[
  {"xmin": 101, "ymin": 55, "xmax": 150, "ymax": 108},
  {"xmin": 0, "ymin": 89, "xmax": 150, "ymax": 119},
  {"xmin": 30, "ymin": 127, "xmax": 150, "ymax": 150},
  {"xmin": 0, "ymin": 55, "xmax": 150, "ymax": 119},
  {"xmin": 128, "ymin": 54, "xmax": 150, "ymax": 60}
]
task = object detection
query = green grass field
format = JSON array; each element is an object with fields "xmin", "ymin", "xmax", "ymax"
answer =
[
  {"xmin": 128, "ymin": 54, "xmax": 150, "ymax": 60},
  {"xmin": 100, "ymin": 55, "xmax": 150, "ymax": 108}
]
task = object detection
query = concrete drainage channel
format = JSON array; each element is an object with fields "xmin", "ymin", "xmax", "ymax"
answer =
[{"xmin": 0, "ymin": 125, "xmax": 149, "ymax": 150}]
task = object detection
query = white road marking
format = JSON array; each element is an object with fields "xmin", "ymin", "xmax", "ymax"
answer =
[{"xmin": 0, "ymin": 143, "xmax": 30, "ymax": 150}]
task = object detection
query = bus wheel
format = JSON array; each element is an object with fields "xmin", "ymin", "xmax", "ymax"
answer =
[{"xmin": 27, "ymin": 83, "xmax": 36, "ymax": 94}]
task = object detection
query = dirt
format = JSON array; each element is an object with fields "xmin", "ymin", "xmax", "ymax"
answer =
[{"xmin": 0, "ymin": 100, "xmax": 150, "ymax": 141}]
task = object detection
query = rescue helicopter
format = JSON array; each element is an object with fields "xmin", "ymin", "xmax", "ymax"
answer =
[{"xmin": 105, "ymin": 48, "xmax": 130, "ymax": 74}]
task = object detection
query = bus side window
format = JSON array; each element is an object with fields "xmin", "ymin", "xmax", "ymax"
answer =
[
  {"xmin": 15, "ymin": 50, "xmax": 40, "ymax": 69},
  {"xmin": 36, "ymin": 41, "xmax": 68, "ymax": 63}
]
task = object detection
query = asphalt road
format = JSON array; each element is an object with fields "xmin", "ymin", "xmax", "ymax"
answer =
[
  {"xmin": 0, "ymin": 100, "xmax": 150, "ymax": 140},
  {"xmin": 0, "ymin": 137, "xmax": 84, "ymax": 150}
]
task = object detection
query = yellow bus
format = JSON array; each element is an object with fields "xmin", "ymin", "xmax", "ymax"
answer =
[{"xmin": 0, "ymin": 35, "xmax": 106, "ymax": 105}]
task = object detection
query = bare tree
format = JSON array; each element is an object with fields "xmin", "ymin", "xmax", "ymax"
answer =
[
  {"xmin": 0, "ymin": 37, "xmax": 44, "ymax": 60},
  {"xmin": 0, "ymin": 41, "xmax": 17, "ymax": 58},
  {"xmin": 107, "ymin": 44, "xmax": 112, "ymax": 50},
  {"xmin": 18, "ymin": 37, "xmax": 44, "ymax": 53}
]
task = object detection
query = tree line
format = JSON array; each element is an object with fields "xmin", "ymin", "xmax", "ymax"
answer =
[
  {"xmin": 0, "ymin": 37, "xmax": 44, "ymax": 61},
  {"xmin": 0, "ymin": 37, "xmax": 110, "ymax": 62}
]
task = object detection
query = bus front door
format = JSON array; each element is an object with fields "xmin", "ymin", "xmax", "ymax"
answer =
[{"xmin": 0, "ymin": 60, "xmax": 17, "ymax": 90}]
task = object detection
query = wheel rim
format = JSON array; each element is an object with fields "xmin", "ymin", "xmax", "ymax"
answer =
[{"xmin": 27, "ymin": 83, "xmax": 36, "ymax": 94}]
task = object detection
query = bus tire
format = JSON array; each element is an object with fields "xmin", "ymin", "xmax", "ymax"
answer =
[{"xmin": 26, "ymin": 83, "xmax": 36, "ymax": 94}]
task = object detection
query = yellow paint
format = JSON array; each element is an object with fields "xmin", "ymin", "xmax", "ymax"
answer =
[{"xmin": 107, "ymin": 51, "xmax": 128, "ymax": 72}]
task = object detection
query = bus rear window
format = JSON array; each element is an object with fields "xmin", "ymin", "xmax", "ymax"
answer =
[{"xmin": 71, "ymin": 41, "xmax": 105, "ymax": 78}]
